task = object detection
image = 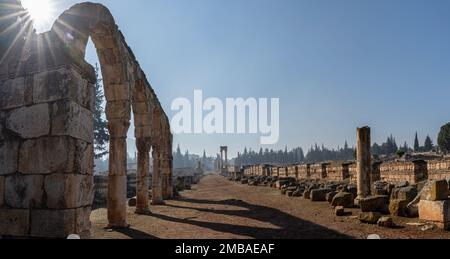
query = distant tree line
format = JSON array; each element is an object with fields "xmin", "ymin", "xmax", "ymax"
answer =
[
  {"xmin": 173, "ymin": 145, "xmax": 216, "ymax": 170},
  {"xmin": 235, "ymin": 127, "xmax": 450, "ymax": 167}
]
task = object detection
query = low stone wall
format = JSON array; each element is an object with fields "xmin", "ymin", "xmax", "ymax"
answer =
[
  {"xmin": 298, "ymin": 164, "xmax": 311, "ymax": 180},
  {"xmin": 287, "ymin": 165, "xmax": 298, "ymax": 179},
  {"xmin": 278, "ymin": 167, "xmax": 288, "ymax": 178},
  {"xmin": 428, "ymin": 159, "xmax": 450, "ymax": 181},
  {"xmin": 349, "ymin": 163, "xmax": 357, "ymax": 184},
  {"xmin": 379, "ymin": 160, "xmax": 427, "ymax": 184},
  {"xmin": 242, "ymin": 158, "xmax": 450, "ymax": 186},
  {"xmin": 310, "ymin": 163, "xmax": 328, "ymax": 180},
  {"xmin": 326, "ymin": 163, "xmax": 351, "ymax": 182}
]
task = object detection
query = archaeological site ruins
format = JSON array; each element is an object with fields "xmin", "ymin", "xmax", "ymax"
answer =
[
  {"xmin": 0, "ymin": 0, "xmax": 173, "ymax": 238},
  {"xmin": 232, "ymin": 126, "xmax": 450, "ymax": 231},
  {"xmin": 1, "ymin": 0, "xmax": 450, "ymax": 241}
]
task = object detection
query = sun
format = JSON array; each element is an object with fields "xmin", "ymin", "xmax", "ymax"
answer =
[{"xmin": 21, "ymin": 0, "xmax": 55, "ymax": 32}]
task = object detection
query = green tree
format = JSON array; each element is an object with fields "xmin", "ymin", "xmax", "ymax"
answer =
[
  {"xmin": 414, "ymin": 132, "xmax": 420, "ymax": 152},
  {"xmin": 438, "ymin": 123, "xmax": 450, "ymax": 153},
  {"xmin": 424, "ymin": 135, "xmax": 434, "ymax": 152},
  {"xmin": 93, "ymin": 64, "xmax": 109, "ymax": 159}
]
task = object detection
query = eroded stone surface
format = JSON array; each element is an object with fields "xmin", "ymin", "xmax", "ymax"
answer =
[
  {"xmin": 6, "ymin": 104, "xmax": 50, "ymax": 138},
  {"xmin": 33, "ymin": 68, "xmax": 90, "ymax": 108},
  {"xmin": 421, "ymin": 180, "xmax": 449, "ymax": 201},
  {"xmin": 0, "ymin": 176, "xmax": 4, "ymax": 207},
  {"xmin": 0, "ymin": 209, "xmax": 30, "ymax": 236},
  {"xmin": 30, "ymin": 209, "xmax": 76, "ymax": 238},
  {"xmin": 0, "ymin": 77, "xmax": 26, "ymax": 109},
  {"xmin": 0, "ymin": 140, "xmax": 19, "ymax": 175},
  {"xmin": 419, "ymin": 200, "xmax": 450, "ymax": 230},
  {"xmin": 19, "ymin": 137, "xmax": 74, "ymax": 175},
  {"xmin": 51, "ymin": 101, "xmax": 93, "ymax": 142},
  {"xmin": 44, "ymin": 174, "xmax": 93, "ymax": 209},
  {"xmin": 5, "ymin": 174, "xmax": 44, "ymax": 209}
]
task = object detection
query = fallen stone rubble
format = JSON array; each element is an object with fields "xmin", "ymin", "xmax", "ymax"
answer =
[{"xmin": 232, "ymin": 173, "xmax": 450, "ymax": 231}]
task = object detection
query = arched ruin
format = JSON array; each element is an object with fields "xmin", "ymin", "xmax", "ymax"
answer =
[{"xmin": 0, "ymin": 1, "xmax": 172, "ymax": 238}]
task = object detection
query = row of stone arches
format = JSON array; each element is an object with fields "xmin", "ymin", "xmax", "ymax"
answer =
[{"xmin": 0, "ymin": 1, "xmax": 172, "ymax": 237}]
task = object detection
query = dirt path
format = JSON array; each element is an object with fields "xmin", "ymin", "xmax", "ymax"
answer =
[{"xmin": 91, "ymin": 174, "xmax": 450, "ymax": 239}]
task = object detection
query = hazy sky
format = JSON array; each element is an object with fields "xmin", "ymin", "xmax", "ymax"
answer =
[{"xmin": 23, "ymin": 0, "xmax": 450, "ymax": 157}]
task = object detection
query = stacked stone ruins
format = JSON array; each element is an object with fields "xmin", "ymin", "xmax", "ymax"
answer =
[
  {"xmin": 218, "ymin": 146, "xmax": 228, "ymax": 176},
  {"xmin": 233, "ymin": 126, "xmax": 450, "ymax": 230},
  {"xmin": 0, "ymin": 1, "xmax": 173, "ymax": 238}
]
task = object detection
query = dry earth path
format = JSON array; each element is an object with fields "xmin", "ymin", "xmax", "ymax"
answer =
[{"xmin": 91, "ymin": 174, "xmax": 450, "ymax": 239}]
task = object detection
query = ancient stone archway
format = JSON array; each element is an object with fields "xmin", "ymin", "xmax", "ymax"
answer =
[{"xmin": 0, "ymin": 1, "xmax": 172, "ymax": 238}]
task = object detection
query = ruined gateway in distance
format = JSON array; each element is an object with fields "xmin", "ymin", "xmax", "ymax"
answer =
[{"xmin": 0, "ymin": 1, "xmax": 173, "ymax": 238}]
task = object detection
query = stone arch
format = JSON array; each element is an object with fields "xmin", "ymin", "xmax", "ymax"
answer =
[{"xmin": 0, "ymin": 1, "xmax": 172, "ymax": 237}]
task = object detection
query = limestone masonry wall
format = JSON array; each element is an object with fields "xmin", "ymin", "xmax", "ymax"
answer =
[
  {"xmin": 326, "ymin": 163, "xmax": 351, "ymax": 182},
  {"xmin": 379, "ymin": 160, "xmax": 427, "ymax": 184},
  {"xmin": 297, "ymin": 164, "xmax": 311, "ymax": 180},
  {"xmin": 310, "ymin": 163, "xmax": 328, "ymax": 180},
  {"xmin": 427, "ymin": 159, "xmax": 450, "ymax": 181},
  {"xmin": 243, "ymin": 158, "xmax": 450, "ymax": 186}
]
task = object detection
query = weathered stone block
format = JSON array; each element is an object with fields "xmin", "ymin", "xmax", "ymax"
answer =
[
  {"xmin": 331, "ymin": 192, "xmax": 354, "ymax": 208},
  {"xmin": 0, "ymin": 209, "xmax": 30, "ymax": 236},
  {"xmin": 105, "ymin": 100, "xmax": 131, "ymax": 121},
  {"xmin": 335, "ymin": 206, "xmax": 345, "ymax": 216},
  {"xmin": 0, "ymin": 112, "xmax": 5, "ymax": 141},
  {"xmin": 0, "ymin": 176, "xmax": 4, "ymax": 207},
  {"xmin": 5, "ymin": 174, "xmax": 44, "ymax": 209},
  {"xmin": 75, "ymin": 206, "xmax": 92, "ymax": 235},
  {"xmin": 45, "ymin": 174, "xmax": 93, "ymax": 209},
  {"xmin": 303, "ymin": 190, "xmax": 311, "ymax": 199},
  {"xmin": 19, "ymin": 137, "xmax": 74, "ymax": 175},
  {"xmin": 326, "ymin": 191, "xmax": 338, "ymax": 203},
  {"xmin": 391, "ymin": 186, "xmax": 418, "ymax": 203},
  {"xmin": 6, "ymin": 104, "xmax": 50, "ymax": 138},
  {"xmin": 389, "ymin": 199, "xmax": 409, "ymax": 217},
  {"xmin": 421, "ymin": 180, "xmax": 449, "ymax": 201},
  {"xmin": 0, "ymin": 77, "xmax": 25, "ymax": 109},
  {"xmin": 310, "ymin": 188, "xmax": 332, "ymax": 202},
  {"xmin": 30, "ymin": 209, "xmax": 76, "ymax": 238},
  {"xmin": 359, "ymin": 212, "xmax": 382, "ymax": 224},
  {"xmin": 377, "ymin": 216, "xmax": 395, "ymax": 228},
  {"xmin": 51, "ymin": 101, "xmax": 93, "ymax": 142},
  {"xmin": 0, "ymin": 140, "xmax": 19, "ymax": 175},
  {"xmin": 74, "ymin": 140, "xmax": 94, "ymax": 175},
  {"xmin": 359, "ymin": 195, "xmax": 389, "ymax": 213},
  {"xmin": 418, "ymin": 200, "xmax": 450, "ymax": 230}
]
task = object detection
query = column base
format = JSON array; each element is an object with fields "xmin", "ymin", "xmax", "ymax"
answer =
[
  {"xmin": 106, "ymin": 223, "xmax": 130, "ymax": 230},
  {"xmin": 151, "ymin": 200, "xmax": 165, "ymax": 206},
  {"xmin": 354, "ymin": 195, "xmax": 367, "ymax": 206},
  {"xmin": 135, "ymin": 208, "xmax": 151, "ymax": 215}
]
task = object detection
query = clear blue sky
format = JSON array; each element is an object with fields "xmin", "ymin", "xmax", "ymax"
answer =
[{"xmin": 25, "ymin": 0, "xmax": 450, "ymax": 157}]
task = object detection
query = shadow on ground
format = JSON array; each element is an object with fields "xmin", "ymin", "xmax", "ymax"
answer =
[
  {"xmin": 113, "ymin": 227, "xmax": 160, "ymax": 239},
  {"xmin": 149, "ymin": 198, "xmax": 351, "ymax": 239}
]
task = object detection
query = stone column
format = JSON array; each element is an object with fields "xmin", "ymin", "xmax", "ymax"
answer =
[
  {"xmin": 356, "ymin": 126, "xmax": 371, "ymax": 202},
  {"xmin": 161, "ymin": 154, "xmax": 173, "ymax": 199},
  {"xmin": 220, "ymin": 150, "xmax": 223, "ymax": 170},
  {"xmin": 152, "ymin": 147, "xmax": 164, "ymax": 205},
  {"xmin": 135, "ymin": 137, "xmax": 151, "ymax": 214},
  {"xmin": 107, "ymin": 120, "xmax": 130, "ymax": 228},
  {"xmin": 225, "ymin": 148, "xmax": 228, "ymax": 169}
]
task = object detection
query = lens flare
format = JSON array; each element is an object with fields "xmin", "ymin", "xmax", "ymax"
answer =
[{"xmin": 21, "ymin": 0, "xmax": 55, "ymax": 32}]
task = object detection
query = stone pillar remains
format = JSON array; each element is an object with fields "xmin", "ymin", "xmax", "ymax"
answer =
[
  {"xmin": 152, "ymin": 148, "xmax": 164, "ymax": 205},
  {"xmin": 135, "ymin": 138, "xmax": 151, "ymax": 214},
  {"xmin": 356, "ymin": 126, "xmax": 372, "ymax": 202},
  {"xmin": 161, "ymin": 153, "xmax": 173, "ymax": 199},
  {"xmin": 0, "ymin": 1, "xmax": 172, "ymax": 237},
  {"xmin": 107, "ymin": 120, "xmax": 130, "ymax": 228}
]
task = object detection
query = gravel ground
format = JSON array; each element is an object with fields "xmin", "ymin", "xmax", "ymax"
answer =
[{"xmin": 91, "ymin": 174, "xmax": 450, "ymax": 239}]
